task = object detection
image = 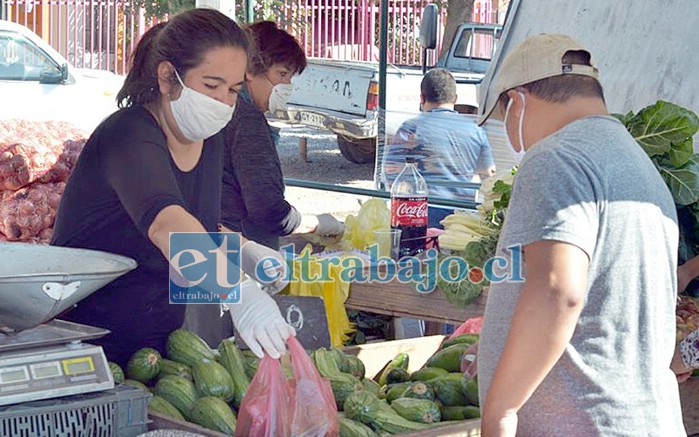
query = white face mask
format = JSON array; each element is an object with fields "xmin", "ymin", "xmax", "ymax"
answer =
[
  {"xmin": 268, "ymin": 82, "xmax": 293, "ymax": 114},
  {"xmin": 170, "ymin": 70, "xmax": 235, "ymax": 142},
  {"xmin": 503, "ymin": 92, "xmax": 527, "ymax": 164}
]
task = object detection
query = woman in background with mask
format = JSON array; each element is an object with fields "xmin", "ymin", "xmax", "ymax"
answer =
[
  {"xmin": 52, "ymin": 9, "xmax": 295, "ymax": 366},
  {"xmin": 220, "ymin": 21, "xmax": 344, "ymax": 250}
]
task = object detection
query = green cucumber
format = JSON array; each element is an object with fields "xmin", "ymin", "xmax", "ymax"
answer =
[
  {"xmin": 441, "ymin": 333, "xmax": 480, "ymax": 349},
  {"xmin": 461, "ymin": 374, "xmax": 479, "ymax": 406},
  {"xmin": 154, "ymin": 375, "xmax": 200, "ymax": 420},
  {"xmin": 439, "ymin": 405, "xmax": 481, "ymax": 420},
  {"xmin": 425, "ymin": 343, "xmax": 469, "ymax": 372},
  {"xmin": 377, "ymin": 352, "xmax": 409, "ymax": 386},
  {"xmin": 390, "ymin": 398, "xmax": 441, "ymax": 423},
  {"xmin": 191, "ymin": 360, "xmax": 235, "ymax": 403},
  {"xmin": 126, "ymin": 348, "xmax": 162, "ymax": 384},
  {"xmin": 108, "ymin": 362, "xmax": 125, "ymax": 384},
  {"xmin": 218, "ymin": 339, "xmax": 250, "ymax": 407},
  {"xmin": 158, "ymin": 359, "xmax": 192, "ymax": 381},
  {"xmin": 410, "ymin": 367, "xmax": 449, "ymax": 382},
  {"xmin": 339, "ymin": 416, "xmax": 379, "ymax": 437},
  {"xmin": 401, "ymin": 381, "xmax": 435, "ymax": 401},
  {"xmin": 188, "ymin": 396, "xmax": 237, "ymax": 434},
  {"xmin": 148, "ymin": 395, "xmax": 185, "ymax": 421},
  {"xmin": 433, "ymin": 373, "xmax": 470, "ymax": 406},
  {"xmin": 166, "ymin": 329, "xmax": 216, "ymax": 366},
  {"xmin": 122, "ymin": 379, "xmax": 150, "ymax": 392}
]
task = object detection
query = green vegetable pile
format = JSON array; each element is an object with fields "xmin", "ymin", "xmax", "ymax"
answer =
[
  {"xmin": 108, "ymin": 329, "xmax": 482, "ymax": 435},
  {"xmin": 614, "ymin": 101, "xmax": 699, "ymax": 293},
  {"xmin": 436, "ymin": 168, "xmax": 516, "ymax": 308}
]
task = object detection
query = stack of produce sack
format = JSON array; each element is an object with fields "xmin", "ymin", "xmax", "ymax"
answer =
[
  {"xmin": 110, "ymin": 328, "xmax": 483, "ymax": 435},
  {"xmin": 0, "ymin": 120, "xmax": 87, "ymax": 243}
]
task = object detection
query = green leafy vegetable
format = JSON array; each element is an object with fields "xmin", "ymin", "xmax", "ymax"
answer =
[{"xmin": 615, "ymin": 101, "xmax": 699, "ymax": 291}]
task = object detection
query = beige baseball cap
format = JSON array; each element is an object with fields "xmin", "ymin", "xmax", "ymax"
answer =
[{"xmin": 478, "ymin": 33, "xmax": 599, "ymax": 125}]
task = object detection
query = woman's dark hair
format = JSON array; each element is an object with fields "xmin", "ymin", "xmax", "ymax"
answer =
[
  {"xmin": 246, "ymin": 21, "xmax": 306, "ymax": 76},
  {"xmin": 117, "ymin": 8, "xmax": 249, "ymax": 108}
]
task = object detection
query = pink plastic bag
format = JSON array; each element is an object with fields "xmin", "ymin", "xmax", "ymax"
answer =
[
  {"xmin": 288, "ymin": 337, "xmax": 340, "ymax": 437},
  {"xmin": 236, "ymin": 337, "xmax": 339, "ymax": 437},
  {"xmin": 448, "ymin": 316, "xmax": 483, "ymax": 339},
  {"xmin": 236, "ymin": 354, "xmax": 294, "ymax": 437}
]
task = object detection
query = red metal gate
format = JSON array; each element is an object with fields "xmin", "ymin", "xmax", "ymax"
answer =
[{"xmin": 3, "ymin": 0, "xmax": 494, "ymax": 73}]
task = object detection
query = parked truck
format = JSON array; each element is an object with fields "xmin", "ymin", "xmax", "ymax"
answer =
[{"xmin": 273, "ymin": 19, "xmax": 502, "ymax": 164}]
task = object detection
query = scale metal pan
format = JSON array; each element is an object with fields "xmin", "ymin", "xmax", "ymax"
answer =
[{"xmin": 0, "ymin": 243, "xmax": 137, "ymax": 332}]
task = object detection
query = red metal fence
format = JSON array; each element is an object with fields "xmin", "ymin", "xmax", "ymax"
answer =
[{"xmin": 2, "ymin": 0, "xmax": 494, "ymax": 74}]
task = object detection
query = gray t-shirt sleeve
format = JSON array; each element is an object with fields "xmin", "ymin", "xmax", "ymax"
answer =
[{"xmin": 504, "ymin": 148, "xmax": 599, "ymax": 259}]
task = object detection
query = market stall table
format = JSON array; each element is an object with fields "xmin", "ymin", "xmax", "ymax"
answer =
[{"xmin": 345, "ymin": 264, "xmax": 487, "ymax": 326}]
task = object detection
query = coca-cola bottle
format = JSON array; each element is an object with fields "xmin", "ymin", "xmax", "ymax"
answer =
[{"xmin": 390, "ymin": 157, "xmax": 428, "ymax": 257}]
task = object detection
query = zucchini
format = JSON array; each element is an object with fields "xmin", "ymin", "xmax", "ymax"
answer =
[
  {"xmin": 385, "ymin": 367, "xmax": 410, "ymax": 385},
  {"xmin": 329, "ymin": 347, "xmax": 350, "ymax": 372},
  {"xmin": 339, "ymin": 416, "xmax": 379, "ymax": 437},
  {"xmin": 241, "ymin": 351, "xmax": 260, "ymax": 380},
  {"xmin": 384, "ymin": 382, "xmax": 411, "ymax": 403},
  {"xmin": 401, "ymin": 381, "xmax": 435, "ymax": 401},
  {"xmin": 126, "ymin": 348, "xmax": 162, "ymax": 384},
  {"xmin": 377, "ymin": 352, "xmax": 409, "ymax": 386},
  {"xmin": 344, "ymin": 355, "xmax": 366, "ymax": 380},
  {"xmin": 410, "ymin": 367, "xmax": 448, "ymax": 382},
  {"xmin": 148, "ymin": 395, "xmax": 185, "ymax": 421},
  {"xmin": 425, "ymin": 343, "xmax": 469, "ymax": 372},
  {"xmin": 361, "ymin": 378, "xmax": 381, "ymax": 396},
  {"xmin": 344, "ymin": 390, "xmax": 429, "ymax": 434},
  {"xmin": 191, "ymin": 360, "xmax": 235, "ymax": 403},
  {"xmin": 218, "ymin": 339, "xmax": 250, "ymax": 407},
  {"xmin": 121, "ymin": 379, "xmax": 150, "ymax": 392},
  {"xmin": 433, "ymin": 373, "xmax": 470, "ymax": 406},
  {"xmin": 158, "ymin": 359, "xmax": 192, "ymax": 381},
  {"xmin": 108, "ymin": 362, "xmax": 125, "ymax": 384},
  {"xmin": 329, "ymin": 374, "xmax": 364, "ymax": 411},
  {"xmin": 154, "ymin": 375, "xmax": 200, "ymax": 420},
  {"xmin": 189, "ymin": 396, "xmax": 237, "ymax": 435},
  {"xmin": 441, "ymin": 333, "xmax": 479, "ymax": 349},
  {"xmin": 390, "ymin": 398, "xmax": 441, "ymax": 423},
  {"xmin": 461, "ymin": 374, "xmax": 479, "ymax": 406},
  {"xmin": 166, "ymin": 329, "xmax": 216, "ymax": 366},
  {"xmin": 439, "ymin": 405, "xmax": 481, "ymax": 420}
]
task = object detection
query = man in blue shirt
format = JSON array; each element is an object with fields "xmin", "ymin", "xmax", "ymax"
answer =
[{"xmin": 382, "ymin": 68, "xmax": 495, "ymax": 227}]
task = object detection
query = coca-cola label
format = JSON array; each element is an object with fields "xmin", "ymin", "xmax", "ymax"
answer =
[{"xmin": 391, "ymin": 196, "xmax": 428, "ymax": 227}]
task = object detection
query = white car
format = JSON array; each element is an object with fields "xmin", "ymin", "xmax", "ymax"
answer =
[{"xmin": 0, "ymin": 20, "xmax": 123, "ymax": 134}]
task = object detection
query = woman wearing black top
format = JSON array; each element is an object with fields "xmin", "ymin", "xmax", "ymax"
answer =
[
  {"xmin": 220, "ymin": 21, "xmax": 345, "ymax": 250},
  {"xmin": 51, "ymin": 9, "xmax": 294, "ymax": 366}
]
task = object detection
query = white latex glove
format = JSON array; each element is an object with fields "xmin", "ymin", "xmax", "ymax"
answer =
[
  {"xmin": 315, "ymin": 213, "xmax": 345, "ymax": 238},
  {"xmin": 225, "ymin": 279, "xmax": 295, "ymax": 359},
  {"xmin": 240, "ymin": 241, "xmax": 289, "ymax": 294}
]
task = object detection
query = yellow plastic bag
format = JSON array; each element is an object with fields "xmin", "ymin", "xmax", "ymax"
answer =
[
  {"xmin": 285, "ymin": 245, "xmax": 355, "ymax": 347},
  {"xmin": 341, "ymin": 198, "xmax": 391, "ymax": 251}
]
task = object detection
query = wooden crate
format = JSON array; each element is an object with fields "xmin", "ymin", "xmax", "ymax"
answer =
[
  {"xmin": 680, "ymin": 377, "xmax": 699, "ymax": 435},
  {"xmin": 345, "ymin": 335, "xmax": 481, "ymax": 436}
]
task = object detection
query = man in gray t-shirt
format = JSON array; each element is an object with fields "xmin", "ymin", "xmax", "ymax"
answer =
[{"xmin": 476, "ymin": 34, "xmax": 685, "ymax": 436}]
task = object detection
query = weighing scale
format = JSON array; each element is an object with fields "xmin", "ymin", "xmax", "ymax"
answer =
[{"xmin": 0, "ymin": 242, "xmax": 137, "ymax": 406}]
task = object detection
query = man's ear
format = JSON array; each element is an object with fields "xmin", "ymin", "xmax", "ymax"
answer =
[
  {"xmin": 505, "ymin": 88, "xmax": 526, "ymax": 111},
  {"xmin": 156, "ymin": 61, "xmax": 177, "ymax": 96},
  {"xmin": 452, "ymin": 94, "xmax": 458, "ymax": 104}
]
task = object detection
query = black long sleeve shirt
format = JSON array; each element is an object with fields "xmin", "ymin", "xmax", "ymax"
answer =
[{"xmin": 220, "ymin": 98, "xmax": 301, "ymax": 250}]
